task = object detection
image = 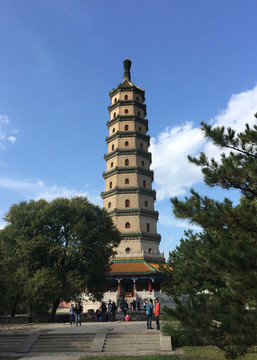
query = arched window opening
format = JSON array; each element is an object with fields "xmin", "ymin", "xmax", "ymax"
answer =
[
  {"xmin": 109, "ymin": 182, "xmax": 112, "ymax": 189},
  {"xmin": 138, "ymin": 111, "xmax": 140, "ymax": 117},
  {"xmin": 112, "ymin": 144, "xmax": 115, "ymax": 151},
  {"xmin": 125, "ymin": 247, "xmax": 131, "ymax": 254},
  {"xmin": 112, "ymin": 128, "xmax": 115, "ymax": 133},
  {"xmin": 148, "ymin": 248, "xmax": 152, "ymax": 254},
  {"xmin": 108, "ymin": 202, "xmax": 111, "ymax": 209},
  {"xmin": 143, "ymin": 180, "xmax": 146, "ymax": 188},
  {"xmin": 125, "ymin": 124, "xmax": 129, "ymax": 131},
  {"xmin": 125, "ymin": 141, "xmax": 129, "ymax": 147},
  {"xmin": 125, "ymin": 109, "xmax": 128, "ymax": 114},
  {"xmin": 111, "ymin": 162, "xmax": 114, "ymax": 168},
  {"xmin": 139, "ymin": 126, "xmax": 142, "ymax": 131},
  {"xmin": 114, "ymin": 98, "xmax": 117, "ymax": 102},
  {"xmin": 136, "ymin": 96, "xmax": 139, "ymax": 101},
  {"xmin": 125, "ymin": 222, "xmax": 130, "ymax": 229},
  {"xmin": 141, "ymin": 161, "xmax": 145, "ymax": 166},
  {"xmin": 124, "ymin": 95, "xmax": 128, "ymax": 100},
  {"xmin": 125, "ymin": 199, "xmax": 130, "ymax": 208},
  {"xmin": 113, "ymin": 112, "xmax": 116, "ymax": 118},
  {"xmin": 140, "ymin": 143, "xmax": 143, "ymax": 150},
  {"xmin": 145, "ymin": 201, "xmax": 148, "ymax": 207},
  {"xmin": 147, "ymin": 223, "xmax": 150, "ymax": 232},
  {"xmin": 125, "ymin": 159, "xmax": 129, "ymax": 166},
  {"xmin": 125, "ymin": 178, "xmax": 129, "ymax": 184}
]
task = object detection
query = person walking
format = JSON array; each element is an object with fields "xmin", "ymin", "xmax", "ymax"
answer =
[
  {"xmin": 121, "ymin": 299, "xmax": 128, "ymax": 319},
  {"xmin": 74, "ymin": 302, "xmax": 83, "ymax": 326},
  {"xmin": 111, "ymin": 301, "xmax": 117, "ymax": 322},
  {"xmin": 27, "ymin": 304, "xmax": 33, "ymax": 325},
  {"xmin": 146, "ymin": 299, "xmax": 153, "ymax": 329},
  {"xmin": 154, "ymin": 298, "xmax": 160, "ymax": 330},
  {"xmin": 108, "ymin": 300, "xmax": 112, "ymax": 320},
  {"xmin": 69, "ymin": 304, "xmax": 75, "ymax": 326}
]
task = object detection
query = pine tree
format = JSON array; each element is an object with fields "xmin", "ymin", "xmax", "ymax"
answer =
[{"xmin": 162, "ymin": 115, "xmax": 257, "ymax": 359}]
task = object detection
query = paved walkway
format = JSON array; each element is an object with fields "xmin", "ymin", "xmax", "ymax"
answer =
[{"xmin": 0, "ymin": 320, "xmax": 178, "ymax": 359}]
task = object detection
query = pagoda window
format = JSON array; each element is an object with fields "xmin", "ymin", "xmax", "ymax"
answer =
[
  {"xmin": 140, "ymin": 143, "xmax": 143, "ymax": 149},
  {"xmin": 125, "ymin": 247, "xmax": 131, "ymax": 254},
  {"xmin": 148, "ymin": 248, "xmax": 152, "ymax": 254},
  {"xmin": 125, "ymin": 141, "xmax": 129, "ymax": 146},
  {"xmin": 125, "ymin": 159, "xmax": 129, "ymax": 166},
  {"xmin": 125, "ymin": 199, "xmax": 130, "ymax": 208},
  {"xmin": 125, "ymin": 222, "xmax": 130, "ymax": 229},
  {"xmin": 145, "ymin": 201, "xmax": 148, "ymax": 207},
  {"xmin": 114, "ymin": 98, "xmax": 117, "ymax": 103},
  {"xmin": 108, "ymin": 202, "xmax": 111, "ymax": 209},
  {"xmin": 124, "ymin": 94, "xmax": 128, "ymax": 100},
  {"xmin": 109, "ymin": 181, "xmax": 112, "ymax": 189},
  {"xmin": 113, "ymin": 112, "xmax": 116, "ymax": 118},
  {"xmin": 112, "ymin": 144, "xmax": 115, "ymax": 151},
  {"xmin": 125, "ymin": 109, "xmax": 128, "ymax": 114},
  {"xmin": 141, "ymin": 161, "xmax": 145, "ymax": 166},
  {"xmin": 147, "ymin": 223, "xmax": 150, "ymax": 232},
  {"xmin": 125, "ymin": 124, "xmax": 129, "ymax": 131},
  {"xmin": 112, "ymin": 128, "xmax": 115, "ymax": 133},
  {"xmin": 138, "ymin": 111, "xmax": 140, "ymax": 117},
  {"xmin": 111, "ymin": 162, "xmax": 114, "ymax": 168},
  {"xmin": 136, "ymin": 96, "xmax": 139, "ymax": 101},
  {"xmin": 125, "ymin": 178, "xmax": 129, "ymax": 184},
  {"xmin": 143, "ymin": 180, "xmax": 146, "ymax": 187},
  {"xmin": 139, "ymin": 126, "xmax": 142, "ymax": 131}
]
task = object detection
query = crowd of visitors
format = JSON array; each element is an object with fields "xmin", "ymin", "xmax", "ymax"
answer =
[{"xmin": 69, "ymin": 298, "xmax": 160, "ymax": 329}]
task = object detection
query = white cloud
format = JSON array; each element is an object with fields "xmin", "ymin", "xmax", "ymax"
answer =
[
  {"xmin": 151, "ymin": 85, "xmax": 257, "ymax": 201},
  {"xmin": 150, "ymin": 122, "xmax": 204, "ymax": 200},
  {"xmin": 159, "ymin": 213, "xmax": 202, "ymax": 231},
  {"xmin": 7, "ymin": 136, "xmax": 16, "ymax": 143},
  {"xmin": 0, "ymin": 176, "xmax": 101, "ymax": 206},
  {"xmin": 0, "ymin": 115, "xmax": 18, "ymax": 149}
]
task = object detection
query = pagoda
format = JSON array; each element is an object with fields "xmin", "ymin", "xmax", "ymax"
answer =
[{"xmin": 101, "ymin": 59, "xmax": 165, "ymax": 299}]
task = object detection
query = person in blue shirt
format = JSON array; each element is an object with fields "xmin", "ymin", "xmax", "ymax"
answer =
[
  {"xmin": 146, "ymin": 299, "xmax": 153, "ymax": 329},
  {"xmin": 69, "ymin": 304, "xmax": 75, "ymax": 326}
]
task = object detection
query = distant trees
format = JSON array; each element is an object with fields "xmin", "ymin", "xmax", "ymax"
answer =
[
  {"xmin": 0, "ymin": 197, "xmax": 120, "ymax": 320},
  {"xmin": 162, "ymin": 115, "xmax": 257, "ymax": 359}
]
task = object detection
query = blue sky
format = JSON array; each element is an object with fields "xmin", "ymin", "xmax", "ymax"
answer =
[{"xmin": 0, "ymin": 0, "xmax": 257, "ymax": 258}]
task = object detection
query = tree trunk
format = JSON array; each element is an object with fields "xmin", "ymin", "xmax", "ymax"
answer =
[
  {"xmin": 11, "ymin": 301, "xmax": 18, "ymax": 317},
  {"xmin": 49, "ymin": 298, "xmax": 60, "ymax": 322}
]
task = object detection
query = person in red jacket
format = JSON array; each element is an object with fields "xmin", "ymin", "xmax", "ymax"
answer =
[{"xmin": 154, "ymin": 298, "xmax": 160, "ymax": 330}]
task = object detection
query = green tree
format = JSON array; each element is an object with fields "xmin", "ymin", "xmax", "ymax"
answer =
[
  {"xmin": 162, "ymin": 116, "xmax": 257, "ymax": 359},
  {"xmin": 0, "ymin": 196, "xmax": 121, "ymax": 320}
]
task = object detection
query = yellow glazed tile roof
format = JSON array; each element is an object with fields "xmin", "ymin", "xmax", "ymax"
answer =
[
  {"xmin": 110, "ymin": 262, "xmax": 153, "ymax": 274},
  {"xmin": 148, "ymin": 263, "xmax": 169, "ymax": 271}
]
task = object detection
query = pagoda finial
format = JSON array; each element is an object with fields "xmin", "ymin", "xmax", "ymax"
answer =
[{"xmin": 123, "ymin": 58, "xmax": 131, "ymax": 81}]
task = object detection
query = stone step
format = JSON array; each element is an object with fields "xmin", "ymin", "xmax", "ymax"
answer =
[
  {"xmin": 0, "ymin": 335, "xmax": 28, "ymax": 352},
  {"xmin": 30, "ymin": 334, "xmax": 94, "ymax": 353},
  {"xmin": 103, "ymin": 332, "xmax": 160, "ymax": 352}
]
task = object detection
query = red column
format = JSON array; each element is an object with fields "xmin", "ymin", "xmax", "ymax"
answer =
[
  {"xmin": 118, "ymin": 281, "xmax": 121, "ymax": 296},
  {"xmin": 133, "ymin": 281, "xmax": 136, "ymax": 297},
  {"xmin": 148, "ymin": 279, "xmax": 152, "ymax": 292}
]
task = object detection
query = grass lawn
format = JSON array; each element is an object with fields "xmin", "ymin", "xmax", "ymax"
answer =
[{"xmin": 80, "ymin": 346, "xmax": 257, "ymax": 360}]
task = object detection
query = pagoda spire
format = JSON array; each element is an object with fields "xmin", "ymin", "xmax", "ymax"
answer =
[{"xmin": 123, "ymin": 58, "xmax": 131, "ymax": 81}]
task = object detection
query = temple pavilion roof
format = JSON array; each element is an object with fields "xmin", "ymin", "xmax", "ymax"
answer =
[{"xmin": 109, "ymin": 259, "xmax": 166, "ymax": 276}]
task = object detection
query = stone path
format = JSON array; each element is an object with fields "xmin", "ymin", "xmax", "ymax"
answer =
[{"xmin": 0, "ymin": 320, "xmax": 176, "ymax": 359}]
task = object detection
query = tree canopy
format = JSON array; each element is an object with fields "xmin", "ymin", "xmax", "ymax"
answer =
[
  {"xmin": 162, "ymin": 115, "xmax": 257, "ymax": 359},
  {"xmin": 0, "ymin": 196, "xmax": 121, "ymax": 320}
]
